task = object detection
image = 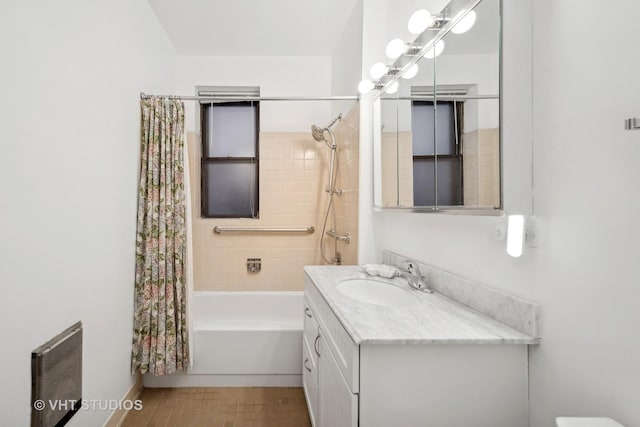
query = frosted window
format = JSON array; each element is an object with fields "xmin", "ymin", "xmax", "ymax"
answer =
[
  {"xmin": 413, "ymin": 159, "xmax": 436, "ymax": 206},
  {"xmin": 200, "ymin": 99, "xmax": 259, "ymax": 218},
  {"xmin": 411, "ymin": 102, "xmax": 456, "ymax": 155},
  {"xmin": 434, "ymin": 158, "xmax": 462, "ymax": 206},
  {"xmin": 204, "ymin": 162, "xmax": 257, "ymax": 217},
  {"xmin": 412, "ymin": 100, "xmax": 462, "ymax": 207},
  {"xmin": 203, "ymin": 103, "xmax": 257, "ymax": 157},
  {"xmin": 413, "ymin": 158, "xmax": 462, "ymax": 206}
]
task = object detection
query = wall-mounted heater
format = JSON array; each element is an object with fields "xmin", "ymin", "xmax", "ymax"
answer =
[{"xmin": 31, "ymin": 321, "xmax": 83, "ymax": 427}]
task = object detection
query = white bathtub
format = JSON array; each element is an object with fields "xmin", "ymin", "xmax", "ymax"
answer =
[{"xmin": 143, "ymin": 291, "xmax": 304, "ymax": 388}]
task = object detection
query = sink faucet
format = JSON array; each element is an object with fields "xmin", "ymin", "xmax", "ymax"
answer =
[{"xmin": 396, "ymin": 260, "xmax": 433, "ymax": 293}]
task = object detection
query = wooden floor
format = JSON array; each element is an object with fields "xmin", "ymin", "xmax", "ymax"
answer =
[{"xmin": 121, "ymin": 387, "xmax": 312, "ymax": 427}]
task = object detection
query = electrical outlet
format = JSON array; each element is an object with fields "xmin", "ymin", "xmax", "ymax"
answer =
[{"xmin": 526, "ymin": 220, "xmax": 538, "ymax": 248}]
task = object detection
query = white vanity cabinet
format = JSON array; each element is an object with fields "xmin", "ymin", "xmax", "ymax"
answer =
[
  {"xmin": 304, "ymin": 281, "xmax": 358, "ymax": 427},
  {"xmin": 303, "ymin": 270, "xmax": 532, "ymax": 427}
]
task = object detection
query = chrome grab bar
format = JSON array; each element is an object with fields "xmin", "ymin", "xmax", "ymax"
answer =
[
  {"xmin": 325, "ymin": 229, "xmax": 351, "ymax": 244},
  {"xmin": 214, "ymin": 226, "xmax": 315, "ymax": 234}
]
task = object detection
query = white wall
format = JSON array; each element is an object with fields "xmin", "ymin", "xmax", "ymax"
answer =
[
  {"xmin": 176, "ymin": 56, "xmax": 333, "ymax": 133},
  {"xmin": 358, "ymin": 0, "xmax": 390, "ymax": 263},
  {"xmin": 526, "ymin": 0, "xmax": 640, "ymax": 424},
  {"xmin": 367, "ymin": 0, "xmax": 640, "ymax": 426},
  {"xmin": 0, "ymin": 1, "xmax": 176, "ymax": 426},
  {"xmin": 330, "ymin": 0, "xmax": 364, "ymax": 118}
]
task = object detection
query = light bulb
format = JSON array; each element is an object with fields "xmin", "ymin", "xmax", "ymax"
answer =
[
  {"xmin": 451, "ymin": 10, "xmax": 476, "ymax": 34},
  {"xmin": 385, "ymin": 38, "xmax": 407, "ymax": 59},
  {"xmin": 369, "ymin": 62, "xmax": 389, "ymax": 80},
  {"xmin": 401, "ymin": 63, "xmax": 419, "ymax": 79},
  {"xmin": 385, "ymin": 81, "xmax": 399, "ymax": 94},
  {"xmin": 424, "ymin": 40, "xmax": 445, "ymax": 59},
  {"xmin": 408, "ymin": 9, "xmax": 434, "ymax": 35},
  {"xmin": 358, "ymin": 79, "xmax": 375, "ymax": 94},
  {"xmin": 506, "ymin": 215, "xmax": 525, "ymax": 257}
]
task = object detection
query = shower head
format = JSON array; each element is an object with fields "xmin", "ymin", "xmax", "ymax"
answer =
[
  {"xmin": 311, "ymin": 124, "xmax": 326, "ymax": 142},
  {"xmin": 311, "ymin": 113, "xmax": 342, "ymax": 148},
  {"xmin": 311, "ymin": 124, "xmax": 335, "ymax": 149}
]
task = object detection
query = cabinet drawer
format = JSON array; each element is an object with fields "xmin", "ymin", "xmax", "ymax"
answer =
[
  {"xmin": 303, "ymin": 297, "xmax": 320, "ymax": 375},
  {"xmin": 305, "ymin": 275, "xmax": 359, "ymax": 393},
  {"xmin": 302, "ymin": 342, "xmax": 319, "ymax": 427},
  {"xmin": 303, "ymin": 335, "xmax": 318, "ymax": 383}
]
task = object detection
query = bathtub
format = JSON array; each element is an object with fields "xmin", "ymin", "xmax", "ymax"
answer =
[{"xmin": 143, "ymin": 291, "xmax": 304, "ymax": 388}]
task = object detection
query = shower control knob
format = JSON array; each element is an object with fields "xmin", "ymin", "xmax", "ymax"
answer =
[{"xmin": 247, "ymin": 258, "xmax": 261, "ymax": 273}]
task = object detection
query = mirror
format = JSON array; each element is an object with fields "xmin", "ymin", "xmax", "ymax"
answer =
[{"xmin": 375, "ymin": 0, "xmax": 501, "ymax": 212}]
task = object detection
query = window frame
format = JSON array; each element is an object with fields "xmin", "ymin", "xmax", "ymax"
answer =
[{"xmin": 200, "ymin": 101, "xmax": 260, "ymax": 218}]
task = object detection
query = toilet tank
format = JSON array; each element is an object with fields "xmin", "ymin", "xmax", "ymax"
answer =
[{"xmin": 556, "ymin": 417, "xmax": 624, "ymax": 427}]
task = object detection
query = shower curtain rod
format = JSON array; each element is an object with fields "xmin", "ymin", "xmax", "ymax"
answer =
[
  {"xmin": 380, "ymin": 95, "xmax": 500, "ymax": 100},
  {"xmin": 140, "ymin": 92, "xmax": 359, "ymax": 102}
]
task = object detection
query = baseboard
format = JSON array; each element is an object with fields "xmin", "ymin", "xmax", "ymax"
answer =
[
  {"xmin": 103, "ymin": 374, "xmax": 142, "ymax": 427},
  {"xmin": 143, "ymin": 373, "xmax": 302, "ymax": 388}
]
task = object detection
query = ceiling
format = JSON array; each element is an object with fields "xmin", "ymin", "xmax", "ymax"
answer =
[{"xmin": 147, "ymin": 0, "xmax": 361, "ymax": 56}]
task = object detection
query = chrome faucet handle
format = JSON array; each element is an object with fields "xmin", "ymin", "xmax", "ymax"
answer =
[
  {"xmin": 405, "ymin": 260, "xmax": 419, "ymax": 273},
  {"xmin": 400, "ymin": 260, "xmax": 433, "ymax": 293},
  {"xmin": 402, "ymin": 260, "xmax": 422, "ymax": 277}
]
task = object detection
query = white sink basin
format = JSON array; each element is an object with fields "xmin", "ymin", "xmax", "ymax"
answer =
[{"xmin": 336, "ymin": 278, "xmax": 420, "ymax": 307}]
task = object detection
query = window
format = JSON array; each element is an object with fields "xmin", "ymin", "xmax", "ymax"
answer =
[
  {"xmin": 411, "ymin": 100, "xmax": 464, "ymax": 206},
  {"xmin": 200, "ymin": 96, "xmax": 259, "ymax": 218}
]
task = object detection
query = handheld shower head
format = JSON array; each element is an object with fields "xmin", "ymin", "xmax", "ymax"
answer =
[
  {"xmin": 311, "ymin": 113, "xmax": 342, "ymax": 148},
  {"xmin": 311, "ymin": 124, "xmax": 326, "ymax": 142},
  {"xmin": 311, "ymin": 125, "xmax": 336, "ymax": 149}
]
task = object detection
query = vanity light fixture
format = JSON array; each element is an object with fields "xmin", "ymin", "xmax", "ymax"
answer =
[
  {"xmin": 369, "ymin": 62, "xmax": 389, "ymax": 80},
  {"xmin": 385, "ymin": 81, "xmax": 400, "ymax": 94},
  {"xmin": 506, "ymin": 215, "xmax": 526, "ymax": 258},
  {"xmin": 401, "ymin": 64, "xmax": 419, "ymax": 80},
  {"xmin": 358, "ymin": 78, "xmax": 392, "ymax": 95},
  {"xmin": 359, "ymin": 4, "xmax": 476, "ymax": 95},
  {"xmin": 385, "ymin": 38, "xmax": 407, "ymax": 59},
  {"xmin": 424, "ymin": 39, "xmax": 445, "ymax": 59},
  {"xmin": 408, "ymin": 9, "xmax": 435, "ymax": 35},
  {"xmin": 362, "ymin": 62, "xmax": 405, "ymax": 94},
  {"xmin": 357, "ymin": 79, "xmax": 375, "ymax": 94},
  {"xmin": 451, "ymin": 10, "xmax": 477, "ymax": 34}
]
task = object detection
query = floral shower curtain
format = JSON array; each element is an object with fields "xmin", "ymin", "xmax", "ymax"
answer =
[{"xmin": 131, "ymin": 97, "xmax": 189, "ymax": 375}]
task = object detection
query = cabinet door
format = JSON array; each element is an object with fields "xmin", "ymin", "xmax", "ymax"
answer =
[
  {"xmin": 318, "ymin": 335, "xmax": 358, "ymax": 427},
  {"xmin": 302, "ymin": 338, "xmax": 319, "ymax": 426}
]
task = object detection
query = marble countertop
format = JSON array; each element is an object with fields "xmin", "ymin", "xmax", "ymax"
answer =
[{"xmin": 304, "ymin": 265, "xmax": 539, "ymax": 345}]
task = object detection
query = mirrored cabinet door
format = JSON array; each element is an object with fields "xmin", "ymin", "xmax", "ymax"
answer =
[{"xmin": 375, "ymin": 0, "xmax": 501, "ymax": 212}]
